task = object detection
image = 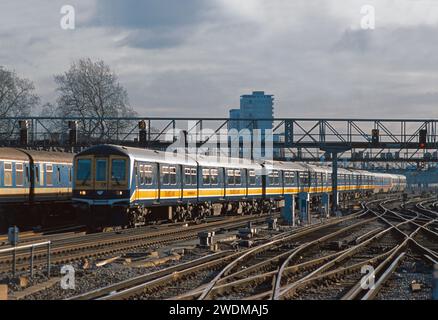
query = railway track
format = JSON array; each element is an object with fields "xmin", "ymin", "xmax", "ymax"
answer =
[
  {"xmin": 79, "ymin": 196, "xmax": 438, "ymax": 301},
  {"xmin": 0, "ymin": 213, "xmax": 279, "ymax": 274},
  {"xmin": 70, "ymin": 202, "xmax": 375, "ymax": 300},
  {"xmin": 271, "ymin": 197, "xmax": 438, "ymax": 300}
]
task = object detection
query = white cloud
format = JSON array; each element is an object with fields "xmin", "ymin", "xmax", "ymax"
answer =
[{"xmin": 1, "ymin": 0, "xmax": 438, "ymax": 118}]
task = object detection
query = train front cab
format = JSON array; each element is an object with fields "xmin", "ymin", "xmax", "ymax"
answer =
[{"xmin": 73, "ymin": 149, "xmax": 131, "ymax": 227}]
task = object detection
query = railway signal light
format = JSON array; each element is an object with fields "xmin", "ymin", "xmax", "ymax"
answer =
[
  {"xmin": 371, "ymin": 129, "xmax": 379, "ymax": 145},
  {"xmin": 19, "ymin": 120, "xmax": 29, "ymax": 146},
  {"xmin": 139, "ymin": 120, "xmax": 147, "ymax": 146},
  {"xmin": 419, "ymin": 129, "xmax": 427, "ymax": 149},
  {"xmin": 138, "ymin": 120, "xmax": 147, "ymax": 130}
]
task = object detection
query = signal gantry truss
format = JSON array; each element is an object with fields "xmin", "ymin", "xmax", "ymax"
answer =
[{"xmin": 1, "ymin": 116, "xmax": 437, "ymax": 168}]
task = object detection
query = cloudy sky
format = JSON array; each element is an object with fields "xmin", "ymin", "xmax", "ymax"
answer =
[{"xmin": 1, "ymin": 0, "xmax": 438, "ymax": 118}]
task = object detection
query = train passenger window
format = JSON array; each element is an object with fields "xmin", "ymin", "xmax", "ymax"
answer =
[
  {"xmin": 234, "ymin": 170, "xmax": 241, "ymax": 185},
  {"xmin": 161, "ymin": 166, "xmax": 169, "ymax": 185},
  {"xmin": 300, "ymin": 172, "xmax": 309, "ymax": 186},
  {"xmin": 111, "ymin": 159, "xmax": 126, "ymax": 183},
  {"xmin": 13, "ymin": 163, "xmax": 23, "ymax": 186},
  {"xmin": 311, "ymin": 173, "xmax": 317, "ymax": 186},
  {"xmin": 210, "ymin": 169, "xmax": 218, "ymax": 185},
  {"xmin": 191, "ymin": 168, "xmax": 197, "ymax": 185},
  {"xmin": 227, "ymin": 169, "xmax": 234, "ymax": 185},
  {"xmin": 202, "ymin": 169, "xmax": 210, "ymax": 185},
  {"xmin": 269, "ymin": 171, "xmax": 279, "ymax": 185},
  {"xmin": 76, "ymin": 159, "xmax": 91, "ymax": 183},
  {"xmin": 4, "ymin": 163, "xmax": 12, "ymax": 186},
  {"xmin": 35, "ymin": 166, "xmax": 40, "ymax": 185},
  {"xmin": 144, "ymin": 165, "xmax": 153, "ymax": 185},
  {"xmin": 96, "ymin": 159, "xmax": 107, "ymax": 182},
  {"xmin": 249, "ymin": 170, "xmax": 256, "ymax": 186},
  {"xmin": 46, "ymin": 164, "xmax": 53, "ymax": 186},
  {"xmin": 25, "ymin": 166, "xmax": 29, "ymax": 184},
  {"xmin": 139, "ymin": 165, "xmax": 144, "ymax": 185},
  {"xmin": 184, "ymin": 168, "xmax": 191, "ymax": 185},
  {"xmin": 285, "ymin": 172, "xmax": 294, "ymax": 185},
  {"xmin": 169, "ymin": 167, "xmax": 177, "ymax": 185}
]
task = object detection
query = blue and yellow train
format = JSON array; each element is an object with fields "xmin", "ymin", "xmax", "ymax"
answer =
[
  {"xmin": 0, "ymin": 148, "xmax": 74, "ymax": 231},
  {"xmin": 72, "ymin": 145, "xmax": 407, "ymax": 228}
]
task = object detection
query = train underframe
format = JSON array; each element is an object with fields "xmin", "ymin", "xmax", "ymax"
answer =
[
  {"xmin": 77, "ymin": 197, "xmax": 282, "ymax": 231},
  {"xmin": 75, "ymin": 189, "xmax": 388, "ymax": 231},
  {"xmin": 0, "ymin": 201, "xmax": 75, "ymax": 233}
]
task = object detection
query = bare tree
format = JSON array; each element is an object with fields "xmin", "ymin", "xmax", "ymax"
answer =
[
  {"xmin": 0, "ymin": 66, "xmax": 39, "ymax": 139},
  {"xmin": 54, "ymin": 58, "xmax": 137, "ymax": 141}
]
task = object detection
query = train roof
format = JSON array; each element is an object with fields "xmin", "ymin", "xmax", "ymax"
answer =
[
  {"xmin": 0, "ymin": 148, "xmax": 74, "ymax": 164},
  {"xmin": 262, "ymin": 160, "xmax": 308, "ymax": 172},
  {"xmin": 194, "ymin": 154, "xmax": 261, "ymax": 170},
  {"xmin": 20, "ymin": 149, "xmax": 74, "ymax": 163},
  {"xmin": 0, "ymin": 148, "xmax": 29, "ymax": 161},
  {"xmin": 76, "ymin": 145, "xmax": 198, "ymax": 166}
]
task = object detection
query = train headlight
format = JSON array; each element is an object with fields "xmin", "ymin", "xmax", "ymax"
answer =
[
  {"xmin": 117, "ymin": 191, "xmax": 123, "ymax": 196},
  {"xmin": 79, "ymin": 191, "xmax": 87, "ymax": 196}
]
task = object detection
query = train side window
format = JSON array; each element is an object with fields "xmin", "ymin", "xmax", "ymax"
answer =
[
  {"xmin": 311, "ymin": 173, "xmax": 317, "ymax": 186},
  {"xmin": 202, "ymin": 168, "xmax": 210, "ymax": 185},
  {"xmin": 268, "ymin": 172, "xmax": 274, "ymax": 185},
  {"xmin": 169, "ymin": 167, "xmax": 177, "ymax": 185},
  {"xmin": 4, "ymin": 163, "xmax": 12, "ymax": 186},
  {"xmin": 139, "ymin": 165, "xmax": 145, "ymax": 185},
  {"xmin": 249, "ymin": 170, "xmax": 256, "ymax": 186},
  {"xmin": 15, "ymin": 163, "xmax": 24, "ymax": 186},
  {"xmin": 285, "ymin": 172, "xmax": 291, "ymax": 185},
  {"xmin": 161, "ymin": 166, "xmax": 169, "ymax": 185},
  {"xmin": 227, "ymin": 169, "xmax": 234, "ymax": 185},
  {"xmin": 191, "ymin": 168, "xmax": 197, "ymax": 186},
  {"xmin": 35, "ymin": 165, "xmax": 40, "ymax": 185},
  {"xmin": 184, "ymin": 168, "xmax": 192, "ymax": 185},
  {"xmin": 234, "ymin": 170, "xmax": 241, "ymax": 185},
  {"xmin": 46, "ymin": 164, "xmax": 53, "ymax": 186},
  {"xmin": 210, "ymin": 168, "xmax": 218, "ymax": 185},
  {"xmin": 25, "ymin": 165, "xmax": 30, "ymax": 184},
  {"xmin": 144, "ymin": 165, "xmax": 153, "ymax": 185},
  {"xmin": 300, "ymin": 172, "xmax": 309, "ymax": 186},
  {"xmin": 270, "ymin": 171, "xmax": 279, "ymax": 185}
]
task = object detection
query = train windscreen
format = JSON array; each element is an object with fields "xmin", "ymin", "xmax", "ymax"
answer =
[{"xmin": 76, "ymin": 159, "xmax": 91, "ymax": 183}]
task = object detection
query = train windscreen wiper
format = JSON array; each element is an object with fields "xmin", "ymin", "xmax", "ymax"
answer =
[
  {"xmin": 81, "ymin": 172, "xmax": 90, "ymax": 186},
  {"xmin": 113, "ymin": 175, "xmax": 121, "ymax": 186}
]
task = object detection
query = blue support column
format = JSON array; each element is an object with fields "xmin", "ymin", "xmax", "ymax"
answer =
[
  {"xmin": 299, "ymin": 192, "xmax": 310, "ymax": 225},
  {"xmin": 281, "ymin": 194, "xmax": 295, "ymax": 226}
]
